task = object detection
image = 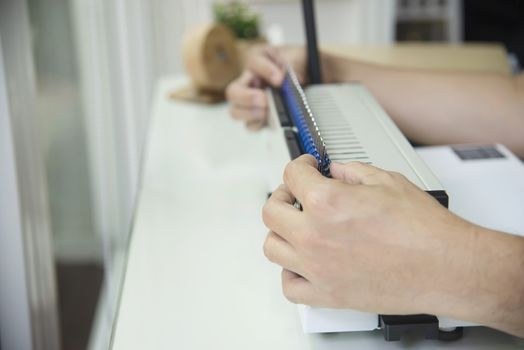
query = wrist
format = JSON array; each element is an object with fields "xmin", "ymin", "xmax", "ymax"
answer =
[
  {"xmin": 469, "ymin": 227, "xmax": 524, "ymax": 336},
  {"xmin": 410, "ymin": 214, "xmax": 477, "ymax": 319},
  {"xmin": 425, "ymin": 220, "xmax": 524, "ymax": 336}
]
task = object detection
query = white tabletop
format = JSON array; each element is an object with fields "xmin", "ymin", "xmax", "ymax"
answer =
[{"xmin": 110, "ymin": 77, "xmax": 523, "ymax": 349}]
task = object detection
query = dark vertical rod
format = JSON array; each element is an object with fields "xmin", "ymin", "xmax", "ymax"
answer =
[{"xmin": 302, "ymin": 0, "xmax": 322, "ymax": 84}]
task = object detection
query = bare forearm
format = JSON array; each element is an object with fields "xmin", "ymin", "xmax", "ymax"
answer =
[
  {"xmin": 469, "ymin": 228, "xmax": 524, "ymax": 337},
  {"xmin": 432, "ymin": 224, "xmax": 524, "ymax": 337},
  {"xmin": 322, "ymin": 52, "xmax": 524, "ymax": 158}
]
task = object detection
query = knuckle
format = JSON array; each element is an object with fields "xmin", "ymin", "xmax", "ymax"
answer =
[
  {"xmin": 282, "ymin": 281, "xmax": 301, "ymax": 304},
  {"xmin": 384, "ymin": 171, "xmax": 395, "ymax": 181},
  {"xmin": 303, "ymin": 184, "xmax": 329, "ymax": 211},
  {"xmin": 347, "ymin": 161, "xmax": 367, "ymax": 172},
  {"xmin": 376, "ymin": 170, "xmax": 395, "ymax": 184},
  {"xmin": 391, "ymin": 171, "xmax": 407, "ymax": 182},
  {"xmin": 283, "ymin": 160, "xmax": 297, "ymax": 184},
  {"xmin": 263, "ymin": 234, "xmax": 275, "ymax": 262},
  {"xmin": 380, "ymin": 171, "xmax": 408, "ymax": 187},
  {"xmin": 283, "ymin": 289, "xmax": 300, "ymax": 304},
  {"xmin": 348, "ymin": 160, "xmax": 365, "ymax": 169},
  {"xmin": 261, "ymin": 202, "xmax": 274, "ymax": 228}
]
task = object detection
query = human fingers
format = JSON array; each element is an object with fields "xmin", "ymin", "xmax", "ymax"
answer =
[
  {"xmin": 278, "ymin": 46, "xmax": 307, "ymax": 83},
  {"xmin": 264, "ymin": 46, "xmax": 286, "ymax": 70},
  {"xmin": 226, "ymin": 71, "xmax": 268, "ymax": 109},
  {"xmin": 268, "ymin": 183, "xmax": 295, "ymax": 204},
  {"xmin": 283, "ymin": 155, "xmax": 331, "ymax": 206},
  {"xmin": 229, "ymin": 105, "xmax": 267, "ymax": 123},
  {"xmin": 281, "ymin": 269, "xmax": 319, "ymax": 305},
  {"xmin": 262, "ymin": 185, "xmax": 303, "ymax": 245},
  {"xmin": 263, "ymin": 232, "xmax": 305, "ymax": 276},
  {"xmin": 246, "ymin": 51, "xmax": 285, "ymax": 87},
  {"xmin": 330, "ymin": 161, "xmax": 397, "ymax": 186},
  {"xmin": 246, "ymin": 119, "xmax": 267, "ymax": 131}
]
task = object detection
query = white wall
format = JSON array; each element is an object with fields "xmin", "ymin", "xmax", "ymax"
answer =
[
  {"xmin": 252, "ymin": 0, "xmax": 395, "ymax": 45},
  {"xmin": 150, "ymin": 0, "xmax": 395, "ymax": 76}
]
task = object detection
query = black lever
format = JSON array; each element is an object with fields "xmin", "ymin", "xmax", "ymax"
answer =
[{"xmin": 301, "ymin": 0, "xmax": 322, "ymax": 84}]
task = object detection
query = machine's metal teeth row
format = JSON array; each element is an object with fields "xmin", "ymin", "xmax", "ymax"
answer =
[{"xmin": 282, "ymin": 66, "xmax": 331, "ymax": 177}]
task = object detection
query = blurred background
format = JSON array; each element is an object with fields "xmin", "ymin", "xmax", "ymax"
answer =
[{"xmin": 0, "ymin": 0, "xmax": 521, "ymax": 349}]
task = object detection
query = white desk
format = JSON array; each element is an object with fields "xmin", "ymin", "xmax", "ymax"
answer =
[{"xmin": 110, "ymin": 78, "xmax": 523, "ymax": 349}]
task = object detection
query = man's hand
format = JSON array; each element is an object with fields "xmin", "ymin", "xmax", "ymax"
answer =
[
  {"xmin": 225, "ymin": 45, "xmax": 306, "ymax": 130},
  {"xmin": 262, "ymin": 155, "xmax": 469, "ymax": 314},
  {"xmin": 262, "ymin": 155, "xmax": 524, "ymax": 337}
]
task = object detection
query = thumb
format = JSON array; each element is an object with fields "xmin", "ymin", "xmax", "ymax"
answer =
[
  {"xmin": 330, "ymin": 161, "xmax": 388, "ymax": 185},
  {"xmin": 247, "ymin": 50, "xmax": 285, "ymax": 87}
]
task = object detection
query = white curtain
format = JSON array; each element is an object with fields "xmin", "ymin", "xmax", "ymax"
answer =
[
  {"xmin": 0, "ymin": 0, "xmax": 60, "ymax": 348},
  {"xmin": 149, "ymin": 0, "xmax": 213, "ymax": 75},
  {"xmin": 253, "ymin": 0, "xmax": 396, "ymax": 45},
  {"xmin": 72, "ymin": 0, "xmax": 158, "ymax": 347}
]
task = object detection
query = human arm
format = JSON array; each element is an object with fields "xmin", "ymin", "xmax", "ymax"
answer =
[
  {"xmin": 226, "ymin": 45, "xmax": 524, "ymax": 158},
  {"xmin": 262, "ymin": 155, "xmax": 524, "ymax": 337},
  {"xmin": 322, "ymin": 53, "xmax": 524, "ymax": 158}
]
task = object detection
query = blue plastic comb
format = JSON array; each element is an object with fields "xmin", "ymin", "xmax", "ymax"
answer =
[{"xmin": 280, "ymin": 67, "xmax": 331, "ymax": 177}]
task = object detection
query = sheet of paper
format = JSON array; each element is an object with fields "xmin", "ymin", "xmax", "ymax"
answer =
[{"xmin": 416, "ymin": 144, "xmax": 524, "ymax": 237}]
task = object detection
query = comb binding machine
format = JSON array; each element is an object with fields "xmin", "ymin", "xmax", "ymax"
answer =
[{"xmin": 266, "ymin": 66, "xmax": 473, "ymax": 341}]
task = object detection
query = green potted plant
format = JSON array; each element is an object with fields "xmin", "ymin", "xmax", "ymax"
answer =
[{"xmin": 213, "ymin": 1, "xmax": 265, "ymax": 65}]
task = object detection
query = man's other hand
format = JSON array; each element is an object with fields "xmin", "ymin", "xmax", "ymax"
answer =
[
  {"xmin": 226, "ymin": 45, "xmax": 305, "ymax": 130},
  {"xmin": 262, "ymin": 155, "xmax": 474, "ymax": 316}
]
